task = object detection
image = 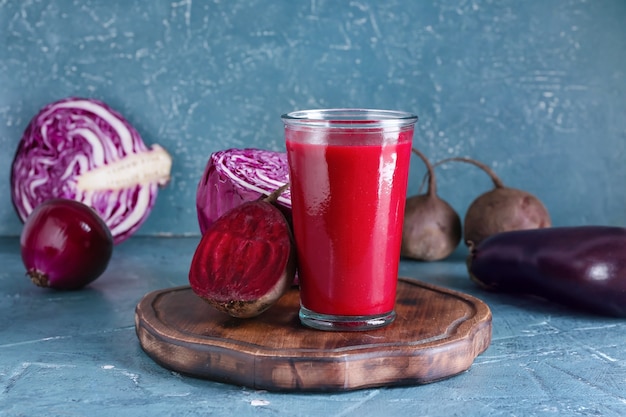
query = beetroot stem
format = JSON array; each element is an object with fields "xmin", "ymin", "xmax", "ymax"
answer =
[
  {"xmin": 418, "ymin": 156, "xmax": 505, "ymax": 193},
  {"xmin": 264, "ymin": 182, "xmax": 290, "ymax": 204},
  {"xmin": 411, "ymin": 148, "xmax": 437, "ymax": 196}
]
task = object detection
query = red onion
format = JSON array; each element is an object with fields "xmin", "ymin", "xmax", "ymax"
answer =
[
  {"xmin": 20, "ymin": 198, "xmax": 113, "ymax": 290},
  {"xmin": 11, "ymin": 97, "xmax": 172, "ymax": 244},
  {"xmin": 196, "ymin": 148, "xmax": 291, "ymax": 234}
]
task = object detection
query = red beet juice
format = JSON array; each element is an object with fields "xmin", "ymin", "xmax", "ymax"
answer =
[{"xmin": 285, "ymin": 123, "xmax": 414, "ymax": 320}]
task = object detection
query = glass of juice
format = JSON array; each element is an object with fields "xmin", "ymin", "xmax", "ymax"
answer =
[{"xmin": 282, "ymin": 109, "xmax": 418, "ymax": 331}]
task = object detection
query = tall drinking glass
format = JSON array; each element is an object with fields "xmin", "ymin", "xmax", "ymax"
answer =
[{"xmin": 282, "ymin": 109, "xmax": 418, "ymax": 331}]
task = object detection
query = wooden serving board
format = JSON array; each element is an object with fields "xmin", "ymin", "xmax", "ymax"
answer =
[{"xmin": 135, "ymin": 277, "xmax": 492, "ymax": 392}]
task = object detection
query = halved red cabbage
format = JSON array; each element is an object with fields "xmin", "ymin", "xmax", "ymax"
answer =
[
  {"xmin": 11, "ymin": 97, "xmax": 172, "ymax": 244},
  {"xmin": 196, "ymin": 148, "xmax": 291, "ymax": 234}
]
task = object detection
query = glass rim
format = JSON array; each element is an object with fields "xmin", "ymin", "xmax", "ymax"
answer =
[{"xmin": 281, "ymin": 108, "xmax": 418, "ymax": 128}]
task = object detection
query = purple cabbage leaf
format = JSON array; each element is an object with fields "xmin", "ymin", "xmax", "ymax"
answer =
[
  {"xmin": 196, "ymin": 148, "xmax": 291, "ymax": 234},
  {"xmin": 11, "ymin": 97, "xmax": 172, "ymax": 244}
]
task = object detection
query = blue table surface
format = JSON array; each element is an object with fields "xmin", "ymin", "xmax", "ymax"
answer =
[{"xmin": 1, "ymin": 236, "xmax": 625, "ymax": 417}]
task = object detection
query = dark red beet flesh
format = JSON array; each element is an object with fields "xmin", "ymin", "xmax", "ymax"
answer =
[
  {"xmin": 467, "ymin": 226, "xmax": 626, "ymax": 316},
  {"xmin": 188, "ymin": 198, "xmax": 296, "ymax": 318}
]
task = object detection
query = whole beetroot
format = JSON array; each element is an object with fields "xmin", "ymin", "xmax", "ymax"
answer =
[
  {"xmin": 189, "ymin": 184, "xmax": 296, "ymax": 318},
  {"xmin": 444, "ymin": 157, "xmax": 551, "ymax": 246},
  {"xmin": 401, "ymin": 148, "xmax": 462, "ymax": 261}
]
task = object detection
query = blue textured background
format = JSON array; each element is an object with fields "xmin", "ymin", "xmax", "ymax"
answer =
[{"xmin": 1, "ymin": 0, "xmax": 625, "ymax": 238}]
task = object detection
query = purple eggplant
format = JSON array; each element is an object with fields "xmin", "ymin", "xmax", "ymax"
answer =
[{"xmin": 467, "ymin": 226, "xmax": 626, "ymax": 317}]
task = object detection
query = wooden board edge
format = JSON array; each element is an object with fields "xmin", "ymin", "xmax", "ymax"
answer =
[{"xmin": 134, "ymin": 280, "xmax": 493, "ymax": 391}]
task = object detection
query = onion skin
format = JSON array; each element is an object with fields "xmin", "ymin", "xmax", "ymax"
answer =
[
  {"xmin": 20, "ymin": 198, "xmax": 113, "ymax": 290},
  {"xmin": 467, "ymin": 226, "xmax": 626, "ymax": 316}
]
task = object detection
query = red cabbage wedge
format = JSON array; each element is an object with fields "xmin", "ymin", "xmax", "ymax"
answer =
[
  {"xmin": 11, "ymin": 97, "xmax": 172, "ymax": 244},
  {"xmin": 196, "ymin": 148, "xmax": 291, "ymax": 234}
]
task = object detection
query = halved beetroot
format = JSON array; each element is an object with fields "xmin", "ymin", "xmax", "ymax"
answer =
[{"xmin": 188, "ymin": 193, "xmax": 296, "ymax": 318}]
